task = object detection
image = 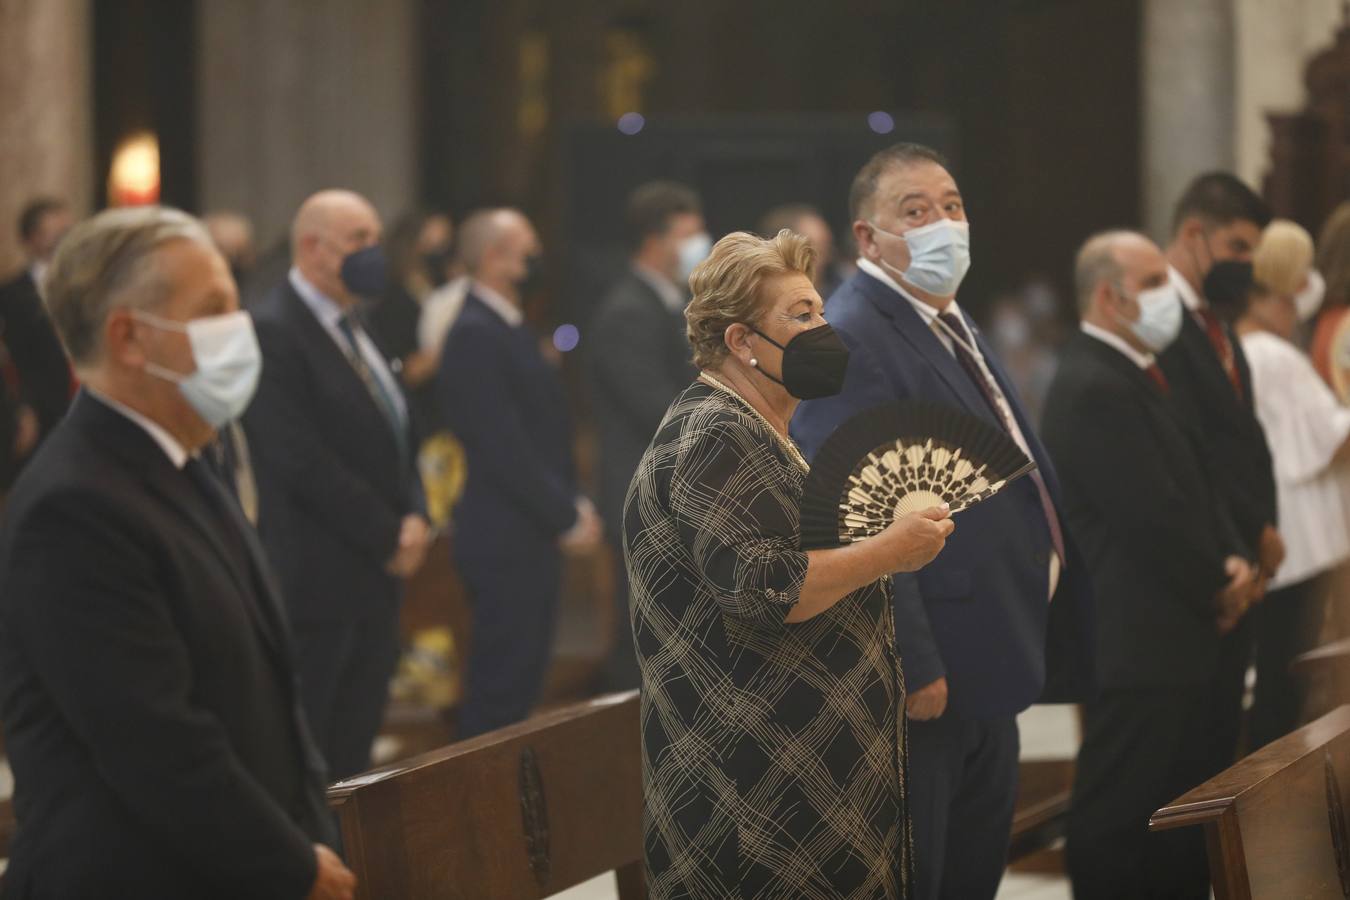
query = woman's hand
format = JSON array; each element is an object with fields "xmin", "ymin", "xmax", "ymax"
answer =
[{"xmin": 875, "ymin": 506, "xmax": 954, "ymax": 572}]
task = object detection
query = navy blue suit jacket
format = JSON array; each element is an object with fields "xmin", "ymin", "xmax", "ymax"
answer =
[
  {"xmin": 435, "ymin": 294, "xmax": 578, "ymax": 562},
  {"xmin": 791, "ymin": 270, "xmax": 1094, "ymax": 718},
  {"xmin": 244, "ymin": 281, "xmax": 423, "ymax": 627}
]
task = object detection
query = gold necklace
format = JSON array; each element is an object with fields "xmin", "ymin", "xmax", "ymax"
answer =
[{"xmin": 698, "ymin": 371, "xmax": 810, "ymax": 473}]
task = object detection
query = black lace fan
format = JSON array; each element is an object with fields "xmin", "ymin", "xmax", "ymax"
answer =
[{"xmin": 799, "ymin": 401, "xmax": 1037, "ymax": 550}]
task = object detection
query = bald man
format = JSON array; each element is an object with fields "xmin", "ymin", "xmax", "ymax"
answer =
[
  {"xmin": 244, "ymin": 190, "xmax": 429, "ymax": 779},
  {"xmin": 1043, "ymin": 231, "xmax": 1254, "ymax": 899},
  {"xmin": 434, "ymin": 208, "xmax": 600, "ymax": 738}
]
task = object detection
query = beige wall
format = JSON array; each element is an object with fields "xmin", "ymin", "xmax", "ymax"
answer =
[
  {"xmin": 1234, "ymin": 0, "xmax": 1343, "ymax": 190},
  {"xmin": 197, "ymin": 0, "xmax": 418, "ymax": 254},
  {"xmin": 0, "ymin": 0, "xmax": 92, "ymax": 276}
]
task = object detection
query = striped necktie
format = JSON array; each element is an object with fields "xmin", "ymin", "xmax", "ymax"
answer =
[{"xmin": 336, "ymin": 314, "xmax": 409, "ymax": 463}]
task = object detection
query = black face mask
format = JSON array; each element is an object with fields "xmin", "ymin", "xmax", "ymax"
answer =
[
  {"xmin": 750, "ymin": 323, "xmax": 850, "ymax": 400},
  {"xmin": 519, "ymin": 254, "xmax": 544, "ymax": 294},
  {"xmin": 1203, "ymin": 260, "xmax": 1255, "ymax": 324},
  {"xmin": 340, "ymin": 244, "xmax": 389, "ymax": 298}
]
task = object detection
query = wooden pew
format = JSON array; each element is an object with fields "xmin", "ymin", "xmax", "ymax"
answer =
[
  {"xmin": 1008, "ymin": 758, "xmax": 1074, "ymax": 866},
  {"xmin": 1150, "ymin": 705, "xmax": 1350, "ymax": 899},
  {"xmin": 329, "ymin": 691, "xmax": 644, "ymax": 900}
]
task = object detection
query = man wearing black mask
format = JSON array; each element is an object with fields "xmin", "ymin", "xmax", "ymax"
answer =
[
  {"xmin": 434, "ymin": 208, "xmax": 601, "ymax": 738},
  {"xmin": 245, "ymin": 189, "xmax": 430, "ymax": 779},
  {"xmin": 1160, "ymin": 172, "xmax": 1278, "ymax": 779}
]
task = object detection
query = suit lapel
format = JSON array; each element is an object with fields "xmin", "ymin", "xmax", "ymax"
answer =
[
  {"xmin": 75, "ymin": 394, "xmax": 289, "ymax": 664},
  {"xmin": 856, "ymin": 273, "xmax": 999, "ymax": 424},
  {"xmin": 280, "ymin": 284, "xmax": 402, "ymax": 460}
]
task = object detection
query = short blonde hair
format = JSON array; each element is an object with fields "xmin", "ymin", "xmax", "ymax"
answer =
[
  {"xmin": 685, "ymin": 230, "xmax": 815, "ymax": 368},
  {"xmin": 1254, "ymin": 219, "xmax": 1314, "ymax": 297},
  {"xmin": 46, "ymin": 206, "xmax": 211, "ymax": 366}
]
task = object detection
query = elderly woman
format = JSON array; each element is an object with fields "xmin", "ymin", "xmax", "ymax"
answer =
[
  {"xmin": 624, "ymin": 230, "xmax": 953, "ymax": 899},
  {"xmin": 1238, "ymin": 219, "xmax": 1350, "ymax": 748}
]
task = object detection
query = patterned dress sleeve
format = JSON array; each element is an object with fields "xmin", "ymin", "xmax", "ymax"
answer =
[{"xmin": 669, "ymin": 415, "xmax": 809, "ymax": 630}]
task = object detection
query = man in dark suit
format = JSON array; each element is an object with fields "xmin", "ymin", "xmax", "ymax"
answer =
[
  {"xmin": 791, "ymin": 143, "xmax": 1094, "ymax": 900},
  {"xmin": 0, "ymin": 206, "xmax": 354, "ymax": 899},
  {"xmin": 0, "ymin": 197, "xmax": 75, "ymax": 446},
  {"xmin": 1159, "ymin": 173, "xmax": 1279, "ymax": 774},
  {"xmin": 1046, "ymin": 230, "xmax": 1255, "ymax": 899},
  {"xmin": 436, "ymin": 208, "xmax": 601, "ymax": 738},
  {"xmin": 245, "ymin": 190, "xmax": 430, "ymax": 780},
  {"xmin": 588, "ymin": 181, "xmax": 703, "ymax": 690}
]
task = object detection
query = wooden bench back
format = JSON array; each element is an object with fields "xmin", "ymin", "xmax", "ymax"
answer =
[
  {"xmin": 1151, "ymin": 705, "xmax": 1350, "ymax": 899},
  {"xmin": 329, "ymin": 691, "xmax": 645, "ymax": 900}
]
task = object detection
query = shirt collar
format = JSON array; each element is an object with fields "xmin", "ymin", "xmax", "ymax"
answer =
[
  {"xmin": 29, "ymin": 261, "xmax": 48, "ymax": 296},
  {"xmin": 289, "ymin": 267, "xmax": 345, "ymax": 329},
  {"xmin": 471, "ymin": 280, "xmax": 524, "ymax": 327},
  {"xmin": 86, "ymin": 388, "xmax": 191, "ymax": 469},
  {"xmin": 1080, "ymin": 321, "xmax": 1155, "ymax": 370},
  {"xmin": 856, "ymin": 257, "xmax": 959, "ymax": 327},
  {"xmin": 1169, "ymin": 264, "xmax": 1205, "ymax": 313},
  {"xmin": 631, "ymin": 263, "xmax": 685, "ymax": 313}
]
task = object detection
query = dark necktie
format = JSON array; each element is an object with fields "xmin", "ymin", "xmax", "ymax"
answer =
[
  {"xmin": 1195, "ymin": 307, "xmax": 1244, "ymax": 400},
  {"xmin": 184, "ymin": 456, "xmax": 253, "ymax": 576},
  {"xmin": 1145, "ymin": 363, "xmax": 1170, "ymax": 396},
  {"xmin": 936, "ymin": 311, "xmax": 1067, "ymax": 574},
  {"xmin": 336, "ymin": 314, "xmax": 409, "ymax": 462}
]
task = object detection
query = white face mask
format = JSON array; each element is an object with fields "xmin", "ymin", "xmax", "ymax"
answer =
[
  {"xmin": 1295, "ymin": 269, "xmax": 1327, "ymax": 323},
  {"xmin": 1117, "ymin": 283, "xmax": 1182, "ymax": 352},
  {"xmin": 676, "ymin": 231, "xmax": 712, "ymax": 285},
  {"xmin": 135, "ymin": 310, "xmax": 262, "ymax": 428},
  {"xmin": 870, "ymin": 217, "xmax": 972, "ymax": 297}
]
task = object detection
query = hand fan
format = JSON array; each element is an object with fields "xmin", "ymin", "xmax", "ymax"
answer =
[{"xmin": 798, "ymin": 401, "xmax": 1037, "ymax": 550}]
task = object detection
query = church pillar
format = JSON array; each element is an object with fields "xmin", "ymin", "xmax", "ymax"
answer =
[
  {"xmin": 0, "ymin": 0, "xmax": 93, "ymax": 274},
  {"xmin": 1140, "ymin": 0, "xmax": 1235, "ymax": 242},
  {"xmin": 197, "ymin": 0, "xmax": 418, "ymax": 251}
]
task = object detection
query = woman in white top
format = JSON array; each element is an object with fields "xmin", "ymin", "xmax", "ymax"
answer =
[{"xmin": 1238, "ymin": 219, "xmax": 1350, "ymax": 749}]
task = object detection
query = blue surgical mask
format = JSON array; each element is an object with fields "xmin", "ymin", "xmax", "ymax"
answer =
[
  {"xmin": 1118, "ymin": 283, "xmax": 1182, "ymax": 352},
  {"xmin": 677, "ymin": 232, "xmax": 712, "ymax": 285},
  {"xmin": 870, "ymin": 217, "xmax": 972, "ymax": 297},
  {"xmin": 136, "ymin": 310, "xmax": 263, "ymax": 427}
]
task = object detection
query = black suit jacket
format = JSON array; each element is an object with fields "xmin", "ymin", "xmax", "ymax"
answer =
[
  {"xmin": 1043, "ymin": 334, "xmax": 1242, "ymax": 687},
  {"xmin": 0, "ymin": 271, "xmax": 70, "ymax": 440},
  {"xmin": 0, "ymin": 393, "xmax": 332, "ymax": 899},
  {"xmin": 435, "ymin": 293, "xmax": 578, "ymax": 560},
  {"xmin": 587, "ymin": 270, "xmax": 695, "ymax": 537},
  {"xmin": 244, "ymin": 280, "xmax": 423, "ymax": 626},
  {"xmin": 1158, "ymin": 300, "xmax": 1276, "ymax": 551}
]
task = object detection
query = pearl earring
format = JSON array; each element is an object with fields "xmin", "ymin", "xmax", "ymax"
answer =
[{"xmin": 750, "ymin": 358, "xmax": 758, "ymax": 367}]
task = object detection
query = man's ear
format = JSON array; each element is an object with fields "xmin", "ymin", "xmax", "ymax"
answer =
[{"xmin": 104, "ymin": 309, "xmax": 147, "ymax": 369}]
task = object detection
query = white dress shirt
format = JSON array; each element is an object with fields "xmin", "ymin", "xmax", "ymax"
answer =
[
  {"xmin": 1080, "ymin": 321, "xmax": 1155, "ymax": 370},
  {"xmin": 87, "ymin": 389, "xmax": 190, "ymax": 469},
  {"xmin": 469, "ymin": 280, "xmax": 525, "ymax": 327},
  {"xmin": 631, "ymin": 264, "xmax": 686, "ymax": 313},
  {"xmin": 1240, "ymin": 330, "xmax": 1350, "ymax": 588},
  {"xmin": 418, "ymin": 274, "xmax": 471, "ymax": 352},
  {"xmin": 288, "ymin": 268, "xmax": 408, "ymax": 424},
  {"xmin": 858, "ymin": 257, "xmax": 1062, "ymax": 593},
  {"xmin": 1169, "ymin": 264, "xmax": 1205, "ymax": 314}
]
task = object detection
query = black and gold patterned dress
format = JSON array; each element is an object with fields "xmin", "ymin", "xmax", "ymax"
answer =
[{"xmin": 624, "ymin": 378, "xmax": 911, "ymax": 900}]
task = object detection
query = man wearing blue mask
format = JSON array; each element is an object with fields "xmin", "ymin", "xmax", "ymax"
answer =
[
  {"xmin": 588, "ymin": 180, "xmax": 705, "ymax": 691},
  {"xmin": 245, "ymin": 189, "xmax": 429, "ymax": 780},
  {"xmin": 1044, "ymin": 231, "xmax": 1254, "ymax": 898},
  {"xmin": 0, "ymin": 206, "xmax": 355, "ymax": 898},
  {"xmin": 792, "ymin": 143, "xmax": 1094, "ymax": 900}
]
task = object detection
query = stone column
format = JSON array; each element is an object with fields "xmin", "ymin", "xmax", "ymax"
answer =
[
  {"xmin": 1141, "ymin": 0, "xmax": 1236, "ymax": 242},
  {"xmin": 197, "ymin": 0, "xmax": 418, "ymax": 252},
  {"xmin": 0, "ymin": 0, "xmax": 93, "ymax": 274}
]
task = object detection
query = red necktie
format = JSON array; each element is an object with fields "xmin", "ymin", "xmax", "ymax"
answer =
[
  {"xmin": 1145, "ymin": 363, "xmax": 1170, "ymax": 395},
  {"xmin": 1196, "ymin": 308, "xmax": 1244, "ymax": 400}
]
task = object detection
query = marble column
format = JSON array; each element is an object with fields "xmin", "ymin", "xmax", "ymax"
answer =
[
  {"xmin": 1140, "ymin": 0, "xmax": 1236, "ymax": 242},
  {"xmin": 197, "ymin": 0, "xmax": 418, "ymax": 252},
  {"xmin": 0, "ymin": 0, "xmax": 93, "ymax": 275}
]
